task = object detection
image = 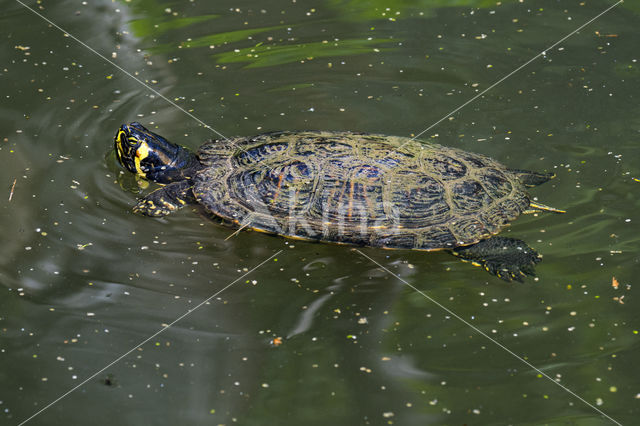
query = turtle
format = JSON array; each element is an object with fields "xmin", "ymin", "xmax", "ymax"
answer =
[{"xmin": 114, "ymin": 122, "xmax": 564, "ymax": 282}]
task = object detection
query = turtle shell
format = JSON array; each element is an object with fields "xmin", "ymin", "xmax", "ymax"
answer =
[{"xmin": 192, "ymin": 131, "xmax": 530, "ymax": 250}]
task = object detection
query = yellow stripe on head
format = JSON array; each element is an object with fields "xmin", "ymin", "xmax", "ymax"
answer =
[
  {"xmin": 115, "ymin": 129, "xmax": 127, "ymax": 162},
  {"xmin": 134, "ymin": 142, "xmax": 150, "ymax": 177}
]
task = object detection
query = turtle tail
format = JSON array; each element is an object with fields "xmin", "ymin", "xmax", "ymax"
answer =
[
  {"xmin": 509, "ymin": 169, "xmax": 566, "ymax": 214},
  {"xmin": 508, "ymin": 169, "xmax": 555, "ymax": 187}
]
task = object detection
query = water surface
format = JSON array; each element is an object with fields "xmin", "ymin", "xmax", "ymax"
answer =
[{"xmin": 1, "ymin": 0, "xmax": 639, "ymax": 425}]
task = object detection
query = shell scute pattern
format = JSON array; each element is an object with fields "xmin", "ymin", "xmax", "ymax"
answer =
[
  {"xmin": 477, "ymin": 168, "xmax": 513, "ymax": 199},
  {"xmin": 193, "ymin": 131, "xmax": 529, "ymax": 250},
  {"xmin": 450, "ymin": 180, "xmax": 493, "ymax": 212},
  {"xmin": 294, "ymin": 137, "xmax": 354, "ymax": 158},
  {"xmin": 388, "ymin": 171, "xmax": 449, "ymax": 227},
  {"xmin": 422, "ymin": 155, "xmax": 468, "ymax": 180},
  {"xmin": 237, "ymin": 142, "xmax": 289, "ymax": 165}
]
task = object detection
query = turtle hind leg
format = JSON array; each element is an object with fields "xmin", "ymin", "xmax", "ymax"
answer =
[
  {"xmin": 509, "ymin": 169, "xmax": 555, "ymax": 187},
  {"xmin": 134, "ymin": 180, "xmax": 194, "ymax": 217},
  {"xmin": 452, "ymin": 236, "xmax": 541, "ymax": 282}
]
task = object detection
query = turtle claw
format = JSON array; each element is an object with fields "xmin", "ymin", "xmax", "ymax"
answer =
[
  {"xmin": 453, "ymin": 237, "xmax": 541, "ymax": 283},
  {"xmin": 492, "ymin": 264, "xmax": 529, "ymax": 283}
]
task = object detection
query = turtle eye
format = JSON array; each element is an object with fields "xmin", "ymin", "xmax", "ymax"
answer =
[{"xmin": 127, "ymin": 136, "xmax": 139, "ymax": 146}]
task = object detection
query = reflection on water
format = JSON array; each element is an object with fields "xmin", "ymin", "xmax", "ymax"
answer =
[{"xmin": 1, "ymin": 0, "xmax": 639, "ymax": 425}]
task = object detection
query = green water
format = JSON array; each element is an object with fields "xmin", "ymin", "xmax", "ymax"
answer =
[{"xmin": 1, "ymin": 0, "xmax": 639, "ymax": 425}]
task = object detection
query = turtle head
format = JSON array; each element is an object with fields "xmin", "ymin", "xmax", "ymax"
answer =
[{"xmin": 114, "ymin": 122, "xmax": 195, "ymax": 184}]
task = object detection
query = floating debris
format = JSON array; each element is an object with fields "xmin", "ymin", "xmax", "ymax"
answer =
[
  {"xmin": 270, "ymin": 337, "xmax": 283, "ymax": 347},
  {"xmin": 8, "ymin": 178, "xmax": 16, "ymax": 201},
  {"xmin": 612, "ymin": 277, "xmax": 619, "ymax": 289}
]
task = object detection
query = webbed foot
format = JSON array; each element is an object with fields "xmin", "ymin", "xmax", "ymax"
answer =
[
  {"xmin": 133, "ymin": 181, "xmax": 193, "ymax": 217},
  {"xmin": 452, "ymin": 236, "xmax": 541, "ymax": 282},
  {"xmin": 133, "ymin": 196, "xmax": 180, "ymax": 217}
]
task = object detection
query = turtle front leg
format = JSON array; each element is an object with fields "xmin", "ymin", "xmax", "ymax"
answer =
[
  {"xmin": 134, "ymin": 180, "xmax": 194, "ymax": 217},
  {"xmin": 451, "ymin": 236, "xmax": 542, "ymax": 282}
]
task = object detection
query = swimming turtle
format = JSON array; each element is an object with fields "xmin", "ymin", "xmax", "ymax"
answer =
[{"xmin": 114, "ymin": 122, "xmax": 564, "ymax": 282}]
